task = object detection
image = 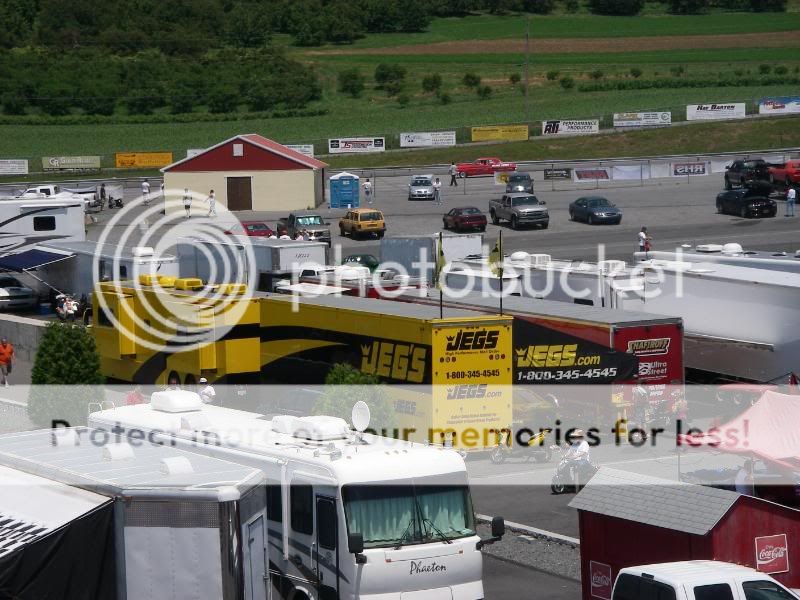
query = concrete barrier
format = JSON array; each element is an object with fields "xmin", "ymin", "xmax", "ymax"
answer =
[{"xmin": 0, "ymin": 313, "xmax": 48, "ymax": 362}]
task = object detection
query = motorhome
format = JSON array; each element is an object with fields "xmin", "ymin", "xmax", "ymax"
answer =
[
  {"xmin": 88, "ymin": 394, "xmax": 505, "ymax": 600},
  {"xmin": 381, "ymin": 233, "xmax": 484, "ymax": 283},
  {"xmin": 0, "ymin": 424, "xmax": 267, "ymax": 600},
  {"xmin": 0, "ymin": 198, "xmax": 85, "ymax": 256},
  {"xmin": 635, "ymin": 242, "xmax": 800, "ymax": 273}
]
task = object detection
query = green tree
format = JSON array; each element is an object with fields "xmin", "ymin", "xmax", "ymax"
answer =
[
  {"xmin": 588, "ymin": 0, "xmax": 644, "ymax": 14},
  {"xmin": 476, "ymin": 84, "xmax": 493, "ymax": 99},
  {"xmin": 37, "ymin": 82, "xmax": 73, "ymax": 116},
  {"xmin": 397, "ymin": 92, "xmax": 410, "ymax": 107},
  {"xmin": 28, "ymin": 323, "xmax": 104, "ymax": 427},
  {"xmin": 522, "ymin": 0, "xmax": 556, "ymax": 13},
  {"xmin": 1, "ymin": 89, "xmax": 26, "ymax": 115},
  {"xmin": 668, "ymin": 0, "xmax": 709, "ymax": 13},
  {"xmin": 397, "ymin": 0, "xmax": 431, "ymax": 32},
  {"xmin": 422, "ymin": 73, "xmax": 443, "ymax": 93},
  {"xmin": 207, "ymin": 86, "xmax": 238, "ymax": 113},
  {"xmin": 559, "ymin": 75, "xmax": 575, "ymax": 89},
  {"xmin": 313, "ymin": 363, "xmax": 396, "ymax": 434},
  {"xmin": 462, "ymin": 72, "xmax": 481, "ymax": 88},
  {"xmin": 374, "ymin": 63, "xmax": 406, "ymax": 88},
  {"xmin": 225, "ymin": 2, "xmax": 272, "ymax": 48},
  {"xmin": 338, "ymin": 68, "xmax": 366, "ymax": 97}
]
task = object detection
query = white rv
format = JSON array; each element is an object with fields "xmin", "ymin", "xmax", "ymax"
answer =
[
  {"xmin": 0, "ymin": 199, "xmax": 85, "ymax": 255},
  {"xmin": 89, "ymin": 393, "xmax": 505, "ymax": 600},
  {"xmin": 636, "ymin": 243, "xmax": 800, "ymax": 274}
]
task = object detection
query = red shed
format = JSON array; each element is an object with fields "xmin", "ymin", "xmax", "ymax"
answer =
[
  {"xmin": 161, "ymin": 134, "xmax": 328, "ymax": 212},
  {"xmin": 570, "ymin": 468, "xmax": 800, "ymax": 599}
]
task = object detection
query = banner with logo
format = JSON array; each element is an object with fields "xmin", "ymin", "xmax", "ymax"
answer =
[
  {"xmin": 186, "ymin": 148, "xmax": 205, "ymax": 158},
  {"xmin": 544, "ymin": 168, "xmax": 572, "ymax": 180},
  {"xmin": 671, "ymin": 161, "xmax": 710, "ymax": 177},
  {"xmin": 542, "ymin": 120, "xmax": 599, "ymax": 136},
  {"xmin": 613, "ymin": 112, "xmax": 672, "ymax": 128},
  {"xmin": 590, "ymin": 561, "xmax": 613, "ymax": 600},
  {"xmin": 759, "ymin": 96, "xmax": 800, "ymax": 115},
  {"xmin": 328, "ymin": 137, "xmax": 385, "ymax": 154},
  {"xmin": 755, "ymin": 534, "xmax": 789, "ymax": 574},
  {"xmin": 573, "ymin": 167, "xmax": 611, "ymax": 182},
  {"xmin": 612, "ymin": 164, "xmax": 649, "ymax": 180},
  {"xmin": 115, "ymin": 152, "xmax": 173, "ymax": 168},
  {"xmin": 471, "ymin": 125, "xmax": 528, "ymax": 142},
  {"xmin": 0, "ymin": 159, "xmax": 28, "ymax": 175},
  {"xmin": 400, "ymin": 131, "xmax": 456, "ymax": 148},
  {"xmin": 42, "ymin": 155, "xmax": 101, "ymax": 171},
  {"xmin": 686, "ymin": 103, "xmax": 746, "ymax": 121},
  {"xmin": 286, "ymin": 144, "xmax": 315, "ymax": 158}
]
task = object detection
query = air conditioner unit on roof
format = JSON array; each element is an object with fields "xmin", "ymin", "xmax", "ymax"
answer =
[
  {"xmin": 272, "ymin": 415, "xmax": 350, "ymax": 441},
  {"xmin": 151, "ymin": 390, "xmax": 203, "ymax": 413}
]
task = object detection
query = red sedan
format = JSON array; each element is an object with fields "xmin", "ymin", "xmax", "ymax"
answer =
[
  {"xmin": 224, "ymin": 221, "xmax": 274, "ymax": 237},
  {"xmin": 456, "ymin": 157, "xmax": 517, "ymax": 178},
  {"xmin": 443, "ymin": 207, "xmax": 487, "ymax": 232}
]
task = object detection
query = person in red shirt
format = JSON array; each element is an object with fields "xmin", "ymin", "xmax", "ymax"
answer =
[
  {"xmin": 0, "ymin": 338, "xmax": 14, "ymax": 386},
  {"xmin": 125, "ymin": 385, "xmax": 145, "ymax": 406}
]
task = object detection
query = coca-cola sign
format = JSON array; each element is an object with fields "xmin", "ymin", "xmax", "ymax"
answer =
[
  {"xmin": 755, "ymin": 534, "xmax": 789, "ymax": 574},
  {"xmin": 590, "ymin": 560, "xmax": 613, "ymax": 599}
]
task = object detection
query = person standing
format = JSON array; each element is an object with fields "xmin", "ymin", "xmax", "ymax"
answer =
[
  {"xmin": 449, "ymin": 162, "xmax": 458, "ymax": 186},
  {"xmin": 0, "ymin": 337, "xmax": 13, "ymax": 386},
  {"xmin": 199, "ymin": 377, "xmax": 216, "ymax": 405},
  {"xmin": 433, "ymin": 177, "xmax": 442, "ymax": 205},
  {"xmin": 206, "ymin": 190, "xmax": 216, "ymax": 217},
  {"xmin": 786, "ymin": 185, "xmax": 796, "ymax": 217},
  {"xmin": 141, "ymin": 179, "xmax": 151, "ymax": 205},
  {"xmin": 160, "ymin": 181, "xmax": 165, "ymax": 199},
  {"xmin": 183, "ymin": 188, "xmax": 192, "ymax": 218},
  {"xmin": 638, "ymin": 226, "xmax": 652, "ymax": 256},
  {"xmin": 99, "ymin": 183, "xmax": 107, "ymax": 209},
  {"xmin": 363, "ymin": 178, "xmax": 373, "ymax": 205}
]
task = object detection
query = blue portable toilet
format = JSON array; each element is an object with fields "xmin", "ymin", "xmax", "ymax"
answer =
[{"xmin": 329, "ymin": 172, "xmax": 360, "ymax": 209}]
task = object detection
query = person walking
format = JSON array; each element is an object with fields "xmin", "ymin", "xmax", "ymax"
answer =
[
  {"xmin": 0, "ymin": 337, "xmax": 13, "ymax": 387},
  {"xmin": 141, "ymin": 179, "xmax": 151, "ymax": 205},
  {"xmin": 206, "ymin": 189, "xmax": 216, "ymax": 217},
  {"xmin": 449, "ymin": 162, "xmax": 458, "ymax": 186},
  {"xmin": 786, "ymin": 185, "xmax": 796, "ymax": 217},
  {"xmin": 160, "ymin": 181, "xmax": 165, "ymax": 199},
  {"xmin": 99, "ymin": 183, "xmax": 107, "ymax": 209},
  {"xmin": 199, "ymin": 377, "xmax": 216, "ymax": 405},
  {"xmin": 433, "ymin": 177, "xmax": 442, "ymax": 205},
  {"xmin": 182, "ymin": 188, "xmax": 192, "ymax": 218},
  {"xmin": 363, "ymin": 178, "xmax": 373, "ymax": 205},
  {"xmin": 638, "ymin": 226, "xmax": 652, "ymax": 256}
]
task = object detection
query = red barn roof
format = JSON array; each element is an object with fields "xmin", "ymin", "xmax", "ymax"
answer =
[{"xmin": 162, "ymin": 134, "xmax": 327, "ymax": 173}]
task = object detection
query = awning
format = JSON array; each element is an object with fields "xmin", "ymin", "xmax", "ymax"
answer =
[{"xmin": 0, "ymin": 248, "xmax": 74, "ymax": 272}]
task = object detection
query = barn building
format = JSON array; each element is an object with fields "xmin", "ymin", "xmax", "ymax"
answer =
[
  {"xmin": 571, "ymin": 468, "xmax": 800, "ymax": 599},
  {"xmin": 161, "ymin": 134, "xmax": 328, "ymax": 212}
]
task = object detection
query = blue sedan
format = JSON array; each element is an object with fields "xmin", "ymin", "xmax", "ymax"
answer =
[{"xmin": 568, "ymin": 196, "xmax": 622, "ymax": 225}]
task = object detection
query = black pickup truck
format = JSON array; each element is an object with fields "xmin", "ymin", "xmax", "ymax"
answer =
[{"xmin": 724, "ymin": 159, "xmax": 771, "ymax": 189}]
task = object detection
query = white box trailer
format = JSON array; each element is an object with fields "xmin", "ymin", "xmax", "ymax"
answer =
[
  {"xmin": 381, "ymin": 233, "xmax": 483, "ymax": 283},
  {"xmin": 0, "ymin": 198, "xmax": 85, "ymax": 255},
  {"xmin": 0, "ymin": 426, "xmax": 268, "ymax": 600},
  {"xmin": 636, "ymin": 242, "xmax": 800, "ymax": 274},
  {"xmin": 89, "ymin": 393, "xmax": 506, "ymax": 600}
]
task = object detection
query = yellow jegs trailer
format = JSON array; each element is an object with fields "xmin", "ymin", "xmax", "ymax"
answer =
[{"xmin": 92, "ymin": 279, "xmax": 512, "ymax": 449}]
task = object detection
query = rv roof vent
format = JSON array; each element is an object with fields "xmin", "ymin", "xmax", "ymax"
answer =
[
  {"xmin": 102, "ymin": 442, "xmax": 135, "ymax": 461},
  {"xmin": 151, "ymin": 390, "xmax": 203, "ymax": 413},
  {"xmin": 599, "ymin": 260, "xmax": 626, "ymax": 275},
  {"xmin": 528, "ymin": 254, "xmax": 551, "ymax": 266},
  {"xmin": 695, "ymin": 244, "xmax": 723, "ymax": 253},
  {"xmin": 51, "ymin": 428, "xmax": 79, "ymax": 447},
  {"xmin": 180, "ymin": 413, "xmax": 212, "ymax": 431},
  {"xmin": 132, "ymin": 246, "xmax": 154, "ymax": 257},
  {"xmin": 509, "ymin": 251, "xmax": 529, "ymax": 263},
  {"xmin": 721, "ymin": 243, "xmax": 743, "ymax": 255},
  {"xmin": 160, "ymin": 456, "xmax": 194, "ymax": 476},
  {"xmin": 272, "ymin": 415, "xmax": 350, "ymax": 441}
]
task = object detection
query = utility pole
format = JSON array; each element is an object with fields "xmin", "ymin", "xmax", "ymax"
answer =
[{"xmin": 524, "ymin": 16, "xmax": 530, "ymax": 126}]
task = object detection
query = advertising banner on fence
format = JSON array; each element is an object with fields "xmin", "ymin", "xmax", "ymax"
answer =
[
  {"xmin": 471, "ymin": 125, "xmax": 528, "ymax": 142},
  {"xmin": 286, "ymin": 144, "xmax": 315, "ymax": 158},
  {"xmin": 671, "ymin": 161, "xmax": 710, "ymax": 177},
  {"xmin": 544, "ymin": 168, "xmax": 572, "ymax": 180},
  {"xmin": 612, "ymin": 164, "xmax": 649, "ymax": 180},
  {"xmin": 42, "ymin": 156, "xmax": 101, "ymax": 171},
  {"xmin": 542, "ymin": 120, "xmax": 599, "ymax": 136},
  {"xmin": 400, "ymin": 131, "xmax": 456, "ymax": 148},
  {"xmin": 328, "ymin": 137, "xmax": 385, "ymax": 154},
  {"xmin": 613, "ymin": 112, "xmax": 671, "ymax": 128},
  {"xmin": 573, "ymin": 167, "xmax": 611, "ymax": 182},
  {"xmin": 686, "ymin": 103, "xmax": 746, "ymax": 121},
  {"xmin": 759, "ymin": 96, "xmax": 800, "ymax": 114},
  {"xmin": 115, "ymin": 152, "xmax": 173, "ymax": 168},
  {"xmin": 0, "ymin": 159, "xmax": 28, "ymax": 175}
]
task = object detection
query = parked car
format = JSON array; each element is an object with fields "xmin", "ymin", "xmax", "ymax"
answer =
[
  {"xmin": 716, "ymin": 189, "xmax": 777, "ymax": 218},
  {"xmin": 343, "ymin": 254, "xmax": 380, "ymax": 272},
  {"xmin": 339, "ymin": 208, "xmax": 386, "ymax": 239},
  {"xmin": 224, "ymin": 221, "xmax": 274, "ymax": 237},
  {"xmin": 408, "ymin": 175, "xmax": 435, "ymax": 201},
  {"xmin": 568, "ymin": 196, "xmax": 622, "ymax": 225},
  {"xmin": 442, "ymin": 207, "xmax": 487, "ymax": 232},
  {"xmin": 505, "ymin": 172, "xmax": 533, "ymax": 193},
  {"xmin": 768, "ymin": 159, "xmax": 800, "ymax": 186},
  {"xmin": 724, "ymin": 159, "xmax": 770, "ymax": 189},
  {"xmin": 456, "ymin": 157, "xmax": 517, "ymax": 178},
  {"xmin": 0, "ymin": 276, "xmax": 37, "ymax": 311},
  {"xmin": 489, "ymin": 193, "xmax": 549, "ymax": 230},
  {"xmin": 277, "ymin": 212, "xmax": 331, "ymax": 245}
]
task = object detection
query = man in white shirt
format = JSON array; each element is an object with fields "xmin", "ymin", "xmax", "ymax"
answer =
[
  {"xmin": 638, "ymin": 226, "xmax": 651, "ymax": 256},
  {"xmin": 363, "ymin": 178, "xmax": 373, "ymax": 205},
  {"xmin": 182, "ymin": 188, "xmax": 192, "ymax": 218},
  {"xmin": 198, "ymin": 377, "xmax": 216, "ymax": 405},
  {"xmin": 565, "ymin": 429, "xmax": 591, "ymax": 464},
  {"xmin": 786, "ymin": 186, "xmax": 796, "ymax": 217},
  {"xmin": 734, "ymin": 459, "xmax": 755, "ymax": 496},
  {"xmin": 206, "ymin": 190, "xmax": 216, "ymax": 217},
  {"xmin": 141, "ymin": 179, "xmax": 151, "ymax": 205},
  {"xmin": 449, "ymin": 162, "xmax": 458, "ymax": 186},
  {"xmin": 433, "ymin": 177, "xmax": 442, "ymax": 204}
]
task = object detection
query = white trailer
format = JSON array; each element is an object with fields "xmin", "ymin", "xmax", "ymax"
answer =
[
  {"xmin": 89, "ymin": 394, "xmax": 505, "ymax": 600},
  {"xmin": 635, "ymin": 242, "xmax": 800, "ymax": 274},
  {"xmin": 381, "ymin": 233, "xmax": 484, "ymax": 283},
  {"xmin": 0, "ymin": 198, "xmax": 85, "ymax": 255}
]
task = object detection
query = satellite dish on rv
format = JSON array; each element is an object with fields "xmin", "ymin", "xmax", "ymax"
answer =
[{"xmin": 351, "ymin": 401, "xmax": 371, "ymax": 433}]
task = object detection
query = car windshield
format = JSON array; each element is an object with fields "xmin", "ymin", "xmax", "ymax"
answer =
[
  {"xmin": 246, "ymin": 223, "xmax": 269, "ymax": 231},
  {"xmin": 744, "ymin": 161, "xmax": 763, "ymax": 169},
  {"xmin": 296, "ymin": 216, "xmax": 323, "ymax": 226},
  {"xmin": 343, "ymin": 483, "xmax": 476, "ymax": 549},
  {"xmin": 589, "ymin": 198, "xmax": 612, "ymax": 207},
  {"xmin": 459, "ymin": 208, "xmax": 481, "ymax": 215},
  {"xmin": 509, "ymin": 174, "xmax": 530, "ymax": 182},
  {"xmin": 0, "ymin": 278, "xmax": 21, "ymax": 287},
  {"xmin": 511, "ymin": 196, "xmax": 539, "ymax": 206},
  {"xmin": 359, "ymin": 212, "xmax": 382, "ymax": 221},
  {"xmin": 412, "ymin": 178, "xmax": 432, "ymax": 186}
]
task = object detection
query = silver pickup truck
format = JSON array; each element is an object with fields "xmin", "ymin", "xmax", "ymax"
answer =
[{"xmin": 489, "ymin": 193, "xmax": 549, "ymax": 230}]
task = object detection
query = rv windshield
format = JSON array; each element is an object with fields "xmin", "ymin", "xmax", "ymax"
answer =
[{"xmin": 343, "ymin": 483, "xmax": 475, "ymax": 549}]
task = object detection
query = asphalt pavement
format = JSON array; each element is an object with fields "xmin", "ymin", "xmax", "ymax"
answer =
[{"xmin": 483, "ymin": 555, "xmax": 579, "ymax": 599}]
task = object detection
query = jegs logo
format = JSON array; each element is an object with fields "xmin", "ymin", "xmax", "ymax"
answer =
[
  {"xmin": 627, "ymin": 338, "xmax": 670, "ymax": 356},
  {"xmin": 361, "ymin": 341, "xmax": 428, "ymax": 383},
  {"xmin": 445, "ymin": 329, "xmax": 500, "ymax": 352},
  {"xmin": 446, "ymin": 384, "xmax": 501, "ymax": 400}
]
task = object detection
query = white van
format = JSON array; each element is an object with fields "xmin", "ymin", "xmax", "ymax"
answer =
[{"xmin": 612, "ymin": 561, "xmax": 798, "ymax": 600}]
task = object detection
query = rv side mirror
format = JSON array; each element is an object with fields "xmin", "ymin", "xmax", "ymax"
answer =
[
  {"xmin": 349, "ymin": 533, "xmax": 366, "ymax": 563},
  {"xmin": 491, "ymin": 516, "xmax": 505, "ymax": 538}
]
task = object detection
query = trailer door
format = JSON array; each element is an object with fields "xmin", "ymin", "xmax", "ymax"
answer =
[
  {"xmin": 315, "ymin": 495, "xmax": 339, "ymax": 600},
  {"xmin": 247, "ymin": 515, "xmax": 268, "ymax": 600}
]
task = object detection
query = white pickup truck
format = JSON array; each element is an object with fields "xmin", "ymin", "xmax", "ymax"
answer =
[
  {"xmin": 17, "ymin": 184, "xmax": 100, "ymax": 209},
  {"xmin": 612, "ymin": 561, "xmax": 798, "ymax": 600}
]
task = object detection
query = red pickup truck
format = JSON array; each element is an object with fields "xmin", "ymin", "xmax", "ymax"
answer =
[
  {"xmin": 768, "ymin": 159, "xmax": 800, "ymax": 186},
  {"xmin": 456, "ymin": 157, "xmax": 517, "ymax": 178}
]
